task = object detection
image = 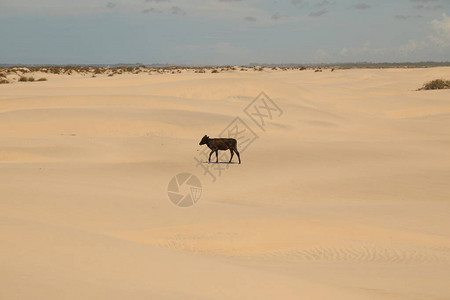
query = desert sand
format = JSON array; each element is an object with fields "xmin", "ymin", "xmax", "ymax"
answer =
[{"xmin": 1, "ymin": 67, "xmax": 450, "ymax": 299}]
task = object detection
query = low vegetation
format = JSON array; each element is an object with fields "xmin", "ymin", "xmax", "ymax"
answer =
[
  {"xmin": 418, "ymin": 79, "xmax": 450, "ymax": 90},
  {"xmin": 19, "ymin": 76, "xmax": 35, "ymax": 82},
  {"xmin": 1, "ymin": 64, "xmax": 449, "ymax": 87},
  {"xmin": 0, "ymin": 72, "xmax": 8, "ymax": 84}
]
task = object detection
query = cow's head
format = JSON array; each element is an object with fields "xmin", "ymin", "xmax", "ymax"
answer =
[{"xmin": 199, "ymin": 135, "xmax": 209, "ymax": 145}]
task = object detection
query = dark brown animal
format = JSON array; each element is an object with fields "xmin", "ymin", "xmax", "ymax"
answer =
[{"xmin": 199, "ymin": 135, "xmax": 241, "ymax": 164}]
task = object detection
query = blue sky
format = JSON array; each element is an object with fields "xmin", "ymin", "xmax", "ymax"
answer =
[{"xmin": 1, "ymin": 0, "xmax": 449, "ymax": 64}]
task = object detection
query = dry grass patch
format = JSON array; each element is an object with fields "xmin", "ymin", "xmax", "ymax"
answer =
[
  {"xmin": 419, "ymin": 79, "xmax": 450, "ymax": 90},
  {"xmin": 19, "ymin": 76, "xmax": 35, "ymax": 82}
]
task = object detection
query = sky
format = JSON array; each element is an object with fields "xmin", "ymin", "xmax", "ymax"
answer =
[{"xmin": 0, "ymin": 0, "xmax": 449, "ymax": 65}]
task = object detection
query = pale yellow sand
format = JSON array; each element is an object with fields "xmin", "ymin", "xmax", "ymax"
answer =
[{"xmin": 1, "ymin": 67, "xmax": 450, "ymax": 299}]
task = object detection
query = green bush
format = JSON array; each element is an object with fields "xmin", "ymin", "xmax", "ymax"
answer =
[{"xmin": 419, "ymin": 79, "xmax": 450, "ymax": 90}]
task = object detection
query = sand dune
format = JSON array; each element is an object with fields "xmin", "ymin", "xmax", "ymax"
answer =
[{"xmin": 1, "ymin": 67, "xmax": 450, "ymax": 299}]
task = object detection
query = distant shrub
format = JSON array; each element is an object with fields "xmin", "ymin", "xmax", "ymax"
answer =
[
  {"xmin": 19, "ymin": 76, "xmax": 35, "ymax": 82},
  {"xmin": 211, "ymin": 69, "xmax": 219, "ymax": 73},
  {"xmin": 0, "ymin": 78, "xmax": 9, "ymax": 84},
  {"xmin": 37, "ymin": 78, "xmax": 47, "ymax": 81},
  {"xmin": 419, "ymin": 79, "xmax": 450, "ymax": 90}
]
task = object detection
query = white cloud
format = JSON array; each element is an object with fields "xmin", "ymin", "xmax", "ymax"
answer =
[
  {"xmin": 339, "ymin": 39, "xmax": 429, "ymax": 61},
  {"xmin": 427, "ymin": 13, "xmax": 450, "ymax": 48},
  {"xmin": 340, "ymin": 41, "xmax": 377, "ymax": 56},
  {"xmin": 312, "ymin": 49, "xmax": 331, "ymax": 62},
  {"xmin": 393, "ymin": 39, "xmax": 425, "ymax": 57}
]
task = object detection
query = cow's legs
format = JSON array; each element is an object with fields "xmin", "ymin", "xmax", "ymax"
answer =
[
  {"xmin": 234, "ymin": 149, "xmax": 241, "ymax": 164},
  {"xmin": 208, "ymin": 150, "xmax": 214, "ymax": 163},
  {"xmin": 215, "ymin": 150, "xmax": 219, "ymax": 163},
  {"xmin": 229, "ymin": 149, "xmax": 234, "ymax": 163}
]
